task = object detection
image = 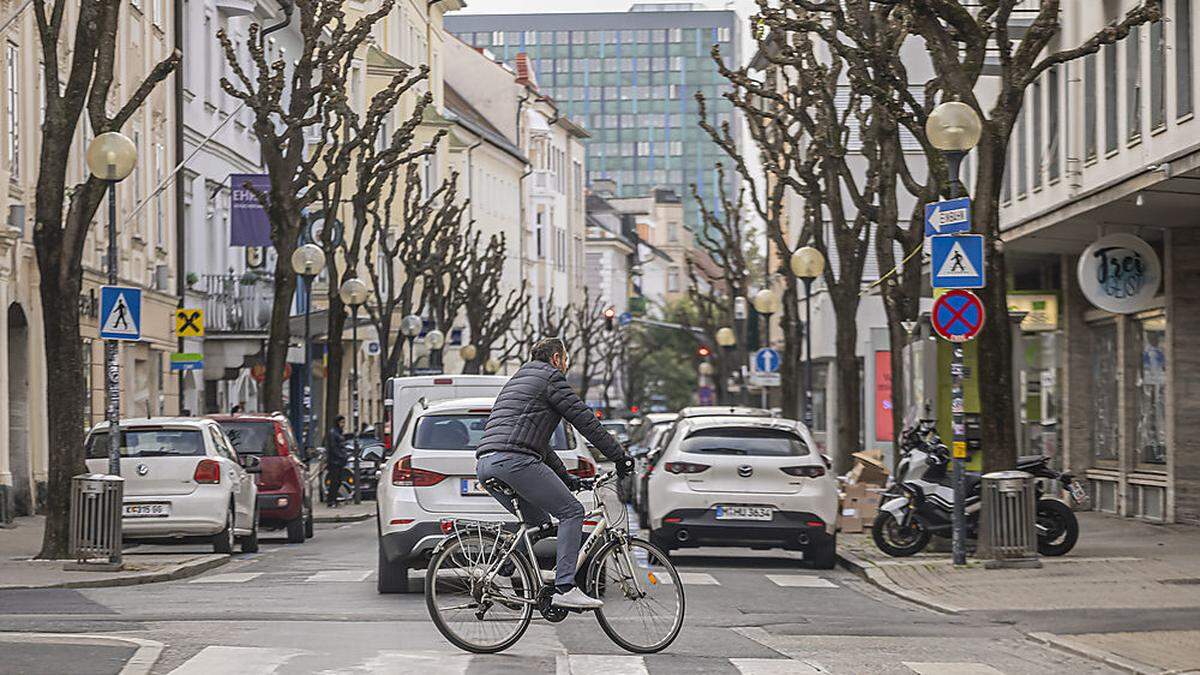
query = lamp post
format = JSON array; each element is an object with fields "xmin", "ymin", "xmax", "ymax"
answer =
[
  {"xmin": 926, "ymin": 100, "xmax": 982, "ymax": 567},
  {"xmin": 790, "ymin": 246, "xmax": 826, "ymax": 430},
  {"xmin": 400, "ymin": 314, "xmax": 422, "ymax": 374},
  {"xmin": 87, "ymin": 132, "xmax": 138, "ymax": 479},
  {"xmin": 339, "ymin": 278, "xmax": 369, "ymax": 504},
  {"xmin": 715, "ymin": 326, "xmax": 736, "ymax": 405},
  {"xmin": 291, "ymin": 243, "xmax": 325, "ymax": 457},
  {"xmin": 459, "ymin": 344, "xmax": 478, "ymax": 374},
  {"xmin": 733, "ymin": 296, "xmax": 748, "ymax": 405},
  {"xmin": 751, "ymin": 288, "xmax": 779, "ymax": 409},
  {"xmin": 426, "ymin": 329, "xmax": 446, "ymax": 373}
]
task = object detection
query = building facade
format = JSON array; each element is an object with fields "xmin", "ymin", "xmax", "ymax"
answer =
[{"xmin": 446, "ymin": 3, "xmax": 740, "ymax": 232}]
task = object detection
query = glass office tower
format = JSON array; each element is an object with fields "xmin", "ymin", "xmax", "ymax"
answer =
[{"xmin": 447, "ymin": 5, "xmax": 741, "ymax": 231}]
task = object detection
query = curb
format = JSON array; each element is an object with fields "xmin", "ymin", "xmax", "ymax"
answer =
[
  {"xmin": 0, "ymin": 553, "xmax": 229, "ymax": 590},
  {"xmin": 0, "ymin": 632, "xmax": 164, "ymax": 675},
  {"xmin": 313, "ymin": 511, "xmax": 374, "ymax": 524},
  {"xmin": 836, "ymin": 549, "xmax": 963, "ymax": 614},
  {"xmin": 1026, "ymin": 632, "xmax": 1161, "ymax": 675}
]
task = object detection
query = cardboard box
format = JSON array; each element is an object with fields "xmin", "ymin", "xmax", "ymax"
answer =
[
  {"xmin": 838, "ymin": 505, "xmax": 864, "ymax": 533},
  {"xmin": 850, "ymin": 451, "xmax": 889, "ymax": 486}
]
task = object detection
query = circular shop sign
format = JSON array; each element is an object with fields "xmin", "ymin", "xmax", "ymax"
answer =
[
  {"xmin": 932, "ymin": 289, "xmax": 986, "ymax": 343},
  {"xmin": 1076, "ymin": 233, "xmax": 1160, "ymax": 314}
]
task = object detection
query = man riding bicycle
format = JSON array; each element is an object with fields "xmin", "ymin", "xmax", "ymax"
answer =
[{"xmin": 475, "ymin": 337, "xmax": 634, "ymax": 610}]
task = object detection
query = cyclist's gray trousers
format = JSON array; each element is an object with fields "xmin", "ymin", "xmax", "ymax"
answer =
[{"xmin": 476, "ymin": 451, "xmax": 585, "ymax": 588}]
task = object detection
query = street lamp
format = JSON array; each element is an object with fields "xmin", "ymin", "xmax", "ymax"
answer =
[
  {"xmin": 790, "ymin": 246, "xmax": 826, "ymax": 430},
  {"xmin": 459, "ymin": 344, "xmax": 477, "ymax": 373},
  {"xmin": 926, "ymin": 101, "xmax": 982, "ymax": 198},
  {"xmin": 715, "ymin": 327, "xmax": 736, "ymax": 405},
  {"xmin": 400, "ymin": 314, "xmax": 422, "ymax": 374},
  {"xmin": 87, "ymin": 132, "xmax": 137, "ymax": 481},
  {"xmin": 290, "ymin": 243, "xmax": 325, "ymax": 457},
  {"xmin": 751, "ymin": 288, "xmax": 778, "ymax": 409},
  {"xmin": 426, "ymin": 329, "xmax": 446, "ymax": 373},
  {"xmin": 338, "ymin": 277, "xmax": 369, "ymax": 505},
  {"xmin": 483, "ymin": 357, "xmax": 501, "ymax": 375}
]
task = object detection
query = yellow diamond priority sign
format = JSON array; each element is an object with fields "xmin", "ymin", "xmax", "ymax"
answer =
[{"xmin": 176, "ymin": 308, "xmax": 204, "ymax": 337}]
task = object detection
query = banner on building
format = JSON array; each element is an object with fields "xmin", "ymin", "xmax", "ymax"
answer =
[{"xmin": 230, "ymin": 174, "xmax": 272, "ymax": 247}]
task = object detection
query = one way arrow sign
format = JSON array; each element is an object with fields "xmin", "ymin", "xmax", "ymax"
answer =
[{"xmin": 925, "ymin": 197, "xmax": 972, "ymax": 237}]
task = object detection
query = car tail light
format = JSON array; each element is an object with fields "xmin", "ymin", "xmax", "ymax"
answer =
[
  {"xmin": 273, "ymin": 422, "xmax": 290, "ymax": 456},
  {"xmin": 391, "ymin": 455, "xmax": 445, "ymax": 487},
  {"xmin": 664, "ymin": 461, "xmax": 709, "ymax": 475},
  {"xmin": 805, "ymin": 519, "xmax": 825, "ymax": 528},
  {"xmin": 194, "ymin": 459, "xmax": 221, "ymax": 484},
  {"xmin": 663, "ymin": 516, "xmax": 683, "ymax": 524},
  {"xmin": 781, "ymin": 466, "xmax": 826, "ymax": 478},
  {"xmin": 568, "ymin": 457, "xmax": 596, "ymax": 478},
  {"xmin": 383, "ymin": 419, "xmax": 392, "ymax": 451}
]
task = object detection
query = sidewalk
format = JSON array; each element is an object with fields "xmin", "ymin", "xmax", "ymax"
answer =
[
  {"xmin": 838, "ymin": 511, "xmax": 1200, "ymax": 672},
  {"xmin": 312, "ymin": 500, "xmax": 375, "ymax": 524},
  {"xmin": 0, "ymin": 516, "xmax": 228, "ymax": 590}
]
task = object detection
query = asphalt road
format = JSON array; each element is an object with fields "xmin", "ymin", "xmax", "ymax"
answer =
[{"xmin": 0, "ymin": 515, "xmax": 1120, "ymax": 674}]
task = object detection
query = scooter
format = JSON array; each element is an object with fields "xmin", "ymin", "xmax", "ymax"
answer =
[{"xmin": 872, "ymin": 421, "xmax": 1084, "ymax": 557}]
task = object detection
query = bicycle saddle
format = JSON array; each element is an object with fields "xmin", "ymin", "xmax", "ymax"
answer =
[{"xmin": 483, "ymin": 477, "xmax": 515, "ymax": 496}]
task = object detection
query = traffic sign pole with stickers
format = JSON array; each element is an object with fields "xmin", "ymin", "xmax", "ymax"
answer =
[{"xmin": 99, "ymin": 285, "xmax": 142, "ymax": 480}]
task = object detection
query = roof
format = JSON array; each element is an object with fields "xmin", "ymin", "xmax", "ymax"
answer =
[
  {"xmin": 420, "ymin": 396, "xmax": 498, "ymax": 414},
  {"xmin": 680, "ymin": 415, "xmax": 805, "ymax": 433},
  {"xmin": 678, "ymin": 405, "xmax": 775, "ymax": 418},
  {"xmin": 89, "ymin": 417, "xmax": 217, "ymax": 430},
  {"xmin": 643, "ymin": 412, "xmax": 680, "ymax": 424},
  {"xmin": 444, "ymin": 83, "xmax": 527, "ymax": 163},
  {"xmin": 207, "ymin": 413, "xmax": 285, "ymax": 423}
]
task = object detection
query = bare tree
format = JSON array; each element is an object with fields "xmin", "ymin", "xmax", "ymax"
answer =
[
  {"xmin": 217, "ymin": 0, "xmax": 399, "ymax": 411},
  {"xmin": 570, "ymin": 288, "xmax": 610, "ymax": 400},
  {"xmin": 33, "ymin": 0, "xmax": 179, "ymax": 558},
  {"xmin": 457, "ymin": 231, "xmax": 529, "ymax": 374}
]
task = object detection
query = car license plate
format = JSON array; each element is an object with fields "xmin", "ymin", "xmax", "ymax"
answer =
[
  {"xmin": 460, "ymin": 478, "xmax": 490, "ymax": 497},
  {"xmin": 715, "ymin": 506, "xmax": 772, "ymax": 521},
  {"xmin": 1068, "ymin": 480, "xmax": 1088, "ymax": 504},
  {"xmin": 123, "ymin": 503, "xmax": 170, "ymax": 518}
]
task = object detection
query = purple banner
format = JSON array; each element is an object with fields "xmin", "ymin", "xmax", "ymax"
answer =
[{"xmin": 230, "ymin": 173, "xmax": 272, "ymax": 247}]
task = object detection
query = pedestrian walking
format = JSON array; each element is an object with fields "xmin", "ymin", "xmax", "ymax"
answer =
[{"xmin": 325, "ymin": 415, "xmax": 348, "ymax": 507}]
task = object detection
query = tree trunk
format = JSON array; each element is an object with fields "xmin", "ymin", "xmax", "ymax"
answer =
[
  {"xmin": 323, "ymin": 299, "xmax": 346, "ymax": 444},
  {"xmin": 264, "ymin": 239, "xmax": 297, "ymax": 412},
  {"xmin": 832, "ymin": 291, "xmax": 862, "ymax": 473},
  {"xmin": 974, "ymin": 133, "xmax": 1017, "ymax": 473},
  {"xmin": 779, "ymin": 281, "xmax": 802, "ymax": 420}
]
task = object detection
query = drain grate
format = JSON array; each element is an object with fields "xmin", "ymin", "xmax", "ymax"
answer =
[{"xmin": 1159, "ymin": 578, "xmax": 1200, "ymax": 585}]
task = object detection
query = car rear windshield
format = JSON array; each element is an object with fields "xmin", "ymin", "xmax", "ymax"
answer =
[
  {"xmin": 412, "ymin": 414, "xmax": 573, "ymax": 451},
  {"xmin": 218, "ymin": 421, "xmax": 278, "ymax": 456},
  {"xmin": 680, "ymin": 427, "xmax": 809, "ymax": 457},
  {"xmin": 85, "ymin": 429, "xmax": 206, "ymax": 459}
]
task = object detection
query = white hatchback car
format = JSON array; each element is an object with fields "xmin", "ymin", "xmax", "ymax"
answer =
[
  {"xmin": 376, "ymin": 397, "xmax": 598, "ymax": 593},
  {"xmin": 646, "ymin": 415, "xmax": 838, "ymax": 568},
  {"xmin": 84, "ymin": 418, "xmax": 260, "ymax": 554}
]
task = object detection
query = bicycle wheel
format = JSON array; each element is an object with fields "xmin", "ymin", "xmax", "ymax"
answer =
[
  {"xmin": 587, "ymin": 536, "xmax": 685, "ymax": 653},
  {"xmin": 425, "ymin": 534, "xmax": 535, "ymax": 654}
]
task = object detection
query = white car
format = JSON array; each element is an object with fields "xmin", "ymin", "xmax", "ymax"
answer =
[
  {"xmin": 376, "ymin": 397, "xmax": 598, "ymax": 593},
  {"xmin": 84, "ymin": 417, "xmax": 261, "ymax": 554},
  {"xmin": 646, "ymin": 415, "xmax": 838, "ymax": 568}
]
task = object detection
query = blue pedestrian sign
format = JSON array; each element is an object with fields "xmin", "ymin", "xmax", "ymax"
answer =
[
  {"xmin": 753, "ymin": 348, "xmax": 780, "ymax": 374},
  {"xmin": 618, "ymin": 311, "xmax": 633, "ymax": 327},
  {"xmin": 924, "ymin": 197, "xmax": 972, "ymax": 237},
  {"xmin": 99, "ymin": 286, "xmax": 142, "ymax": 341},
  {"xmin": 931, "ymin": 234, "xmax": 986, "ymax": 289}
]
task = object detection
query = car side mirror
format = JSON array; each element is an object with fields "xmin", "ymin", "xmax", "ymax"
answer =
[
  {"xmin": 240, "ymin": 455, "xmax": 262, "ymax": 473},
  {"xmin": 821, "ymin": 454, "xmax": 832, "ymax": 470}
]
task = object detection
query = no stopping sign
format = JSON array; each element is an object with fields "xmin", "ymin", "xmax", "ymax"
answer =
[{"xmin": 932, "ymin": 289, "xmax": 986, "ymax": 343}]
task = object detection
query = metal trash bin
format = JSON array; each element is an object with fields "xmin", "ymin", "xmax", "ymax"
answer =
[
  {"xmin": 68, "ymin": 474, "xmax": 124, "ymax": 569},
  {"xmin": 979, "ymin": 470, "xmax": 1042, "ymax": 569}
]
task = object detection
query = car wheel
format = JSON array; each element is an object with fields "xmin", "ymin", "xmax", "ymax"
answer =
[
  {"xmin": 240, "ymin": 509, "xmax": 260, "ymax": 553},
  {"xmin": 304, "ymin": 499, "xmax": 315, "ymax": 539},
  {"xmin": 377, "ymin": 538, "xmax": 411, "ymax": 594},
  {"xmin": 286, "ymin": 514, "xmax": 306, "ymax": 544},
  {"xmin": 808, "ymin": 534, "xmax": 836, "ymax": 570},
  {"xmin": 212, "ymin": 507, "xmax": 235, "ymax": 554}
]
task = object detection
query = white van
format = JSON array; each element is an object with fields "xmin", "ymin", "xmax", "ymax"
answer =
[{"xmin": 383, "ymin": 375, "xmax": 509, "ymax": 450}]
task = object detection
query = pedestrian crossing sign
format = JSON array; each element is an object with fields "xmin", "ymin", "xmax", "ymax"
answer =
[
  {"xmin": 931, "ymin": 234, "xmax": 985, "ymax": 289},
  {"xmin": 100, "ymin": 286, "xmax": 142, "ymax": 341}
]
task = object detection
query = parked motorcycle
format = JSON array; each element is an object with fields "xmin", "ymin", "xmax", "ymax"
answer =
[{"xmin": 872, "ymin": 420, "xmax": 1084, "ymax": 557}]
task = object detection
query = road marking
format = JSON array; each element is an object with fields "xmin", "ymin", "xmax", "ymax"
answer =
[
  {"xmin": 187, "ymin": 572, "xmax": 262, "ymax": 584},
  {"xmin": 731, "ymin": 657, "xmax": 826, "ymax": 674},
  {"xmin": 655, "ymin": 572, "xmax": 719, "ymax": 585},
  {"xmin": 0, "ymin": 633, "xmax": 165, "ymax": 675},
  {"xmin": 167, "ymin": 646, "xmax": 304, "ymax": 674},
  {"xmin": 566, "ymin": 655, "xmax": 647, "ymax": 674},
  {"xmin": 338, "ymin": 650, "xmax": 472, "ymax": 674},
  {"xmin": 765, "ymin": 574, "xmax": 837, "ymax": 588},
  {"xmin": 306, "ymin": 570, "xmax": 371, "ymax": 583},
  {"xmin": 903, "ymin": 664, "xmax": 1005, "ymax": 675}
]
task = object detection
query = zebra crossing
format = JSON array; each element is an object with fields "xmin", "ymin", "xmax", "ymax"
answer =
[{"xmin": 186, "ymin": 568, "xmax": 845, "ymax": 588}]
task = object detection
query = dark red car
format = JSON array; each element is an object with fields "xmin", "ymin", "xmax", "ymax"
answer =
[{"xmin": 210, "ymin": 413, "xmax": 314, "ymax": 543}]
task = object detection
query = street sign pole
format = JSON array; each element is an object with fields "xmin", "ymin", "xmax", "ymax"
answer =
[
  {"xmin": 105, "ymin": 182, "xmax": 121, "ymax": 479},
  {"xmin": 951, "ymin": 344, "xmax": 967, "ymax": 566}
]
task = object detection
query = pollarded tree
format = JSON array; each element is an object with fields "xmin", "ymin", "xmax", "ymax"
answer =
[
  {"xmin": 456, "ymin": 229, "xmax": 529, "ymax": 374},
  {"xmin": 34, "ymin": 0, "xmax": 179, "ymax": 558}
]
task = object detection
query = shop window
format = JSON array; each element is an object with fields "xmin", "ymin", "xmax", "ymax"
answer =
[
  {"xmin": 1130, "ymin": 483, "xmax": 1166, "ymax": 521},
  {"xmin": 1092, "ymin": 478, "xmax": 1118, "ymax": 513},
  {"xmin": 1089, "ymin": 322, "xmax": 1119, "ymax": 462},
  {"xmin": 811, "ymin": 362, "xmax": 828, "ymax": 433},
  {"xmin": 1134, "ymin": 314, "xmax": 1167, "ymax": 465}
]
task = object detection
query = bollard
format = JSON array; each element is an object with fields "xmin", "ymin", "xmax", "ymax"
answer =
[
  {"xmin": 979, "ymin": 470, "xmax": 1041, "ymax": 569},
  {"xmin": 66, "ymin": 474, "xmax": 124, "ymax": 571}
]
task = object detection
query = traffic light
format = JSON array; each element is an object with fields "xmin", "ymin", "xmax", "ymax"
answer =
[
  {"xmin": 697, "ymin": 345, "xmax": 712, "ymax": 358},
  {"xmin": 630, "ymin": 405, "xmax": 640, "ymax": 414},
  {"xmin": 604, "ymin": 306, "xmax": 616, "ymax": 331}
]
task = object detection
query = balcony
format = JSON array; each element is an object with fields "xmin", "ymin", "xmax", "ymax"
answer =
[{"xmin": 199, "ymin": 272, "xmax": 275, "ymax": 333}]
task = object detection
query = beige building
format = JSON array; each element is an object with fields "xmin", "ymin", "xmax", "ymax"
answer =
[{"xmin": 0, "ymin": 3, "xmax": 178, "ymax": 516}]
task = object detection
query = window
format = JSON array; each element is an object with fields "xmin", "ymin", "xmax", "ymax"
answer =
[
  {"xmin": 680, "ymin": 427, "xmax": 809, "ymax": 457},
  {"xmin": 1089, "ymin": 322, "xmax": 1119, "ymax": 462},
  {"xmin": 153, "ymin": 0, "xmax": 164, "ymax": 27},
  {"xmin": 1128, "ymin": 25, "xmax": 1142, "ymax": 141},
  {"xmin": 1151, "ymin": 18, "xmax": 1166, "ymax": 129},
  {"xmin": 1031, "ymin": 79, "xmax": 1042, "ymax": 189},
  {"xmin": 1047, "ymin": 68, "xmax": 1061, "ymax": 180},
  {"xmin": 1105, "ymin": 43, "xmax": 1119, "ymax": 152},
  {"xmin": 667, "ymin": 221, "xmax": 678, "ymax": 242},
  {"xmin": 1084, "ymin": 53, "xmax": 1097, "ymax": 160},
  {"xmin": 1135, "ymin": 315, "xmax": 1167, "ymax": 465},
  {"xmin": 413, "ymin": 415, "xmax": 574, "ymax": 451},
  {"xmin": 155, "ymin": 143, "xmax": 165, "ymax": 244},
  {"xmin": 6, "ymin": 43, "xmax": 17, "ymax": 180},
  {"xmin": 1016, "ymin": 116, "xmax": 1027, "ymax": 196},
  {"xmin": 85, "ymin": 428, "xmax": 206, "ymax": 459},
  {"xmin": 1177, "ymin": 0, "xmax": 1193, "ymax": 117},
  {"xmin": 667, "ymin": 267, "xmax": 680, "ymax": 292}
]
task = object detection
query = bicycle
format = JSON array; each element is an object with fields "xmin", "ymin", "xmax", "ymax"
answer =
[{"xmin": 424, "ymin": 470, "xmax": 685, "ymax": 654}]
